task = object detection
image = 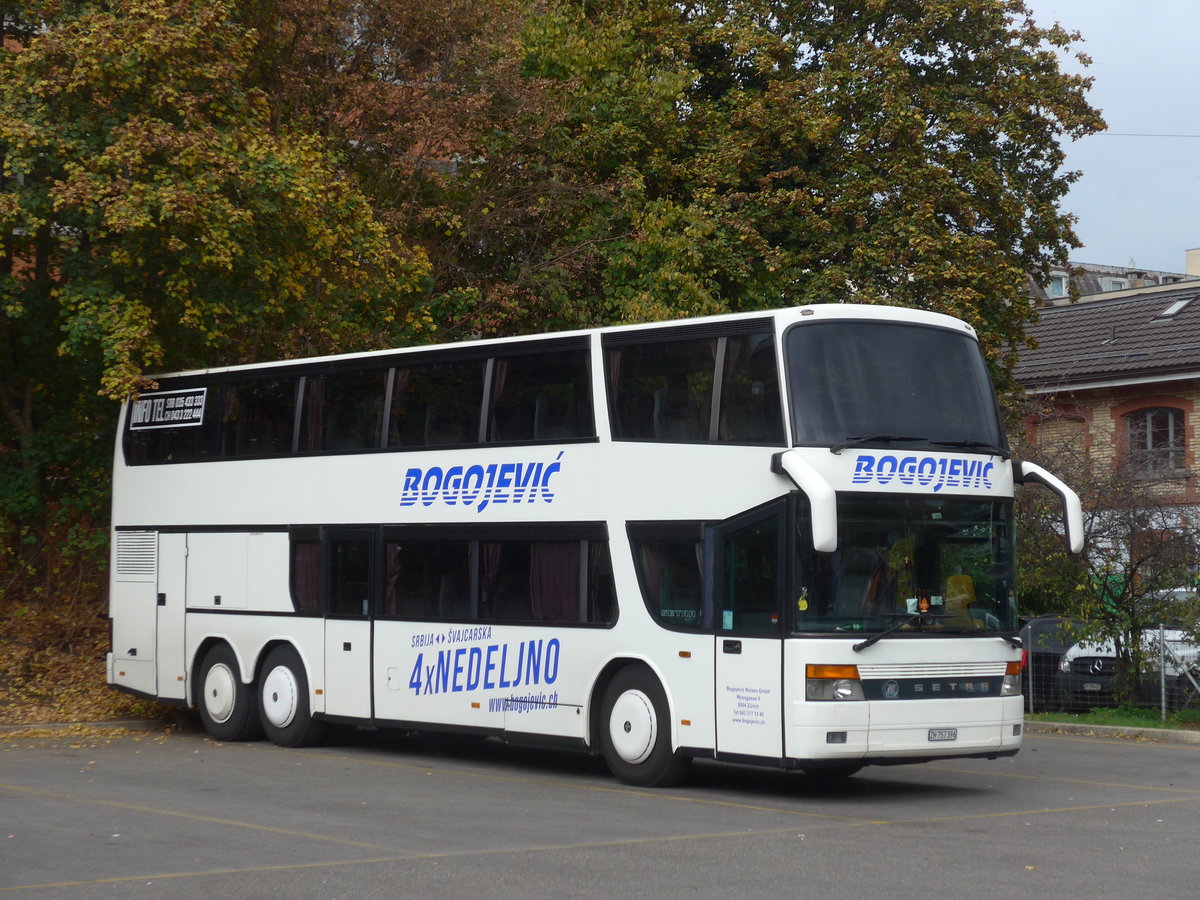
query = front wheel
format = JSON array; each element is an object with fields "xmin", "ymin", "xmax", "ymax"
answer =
[
  {"xmin": 599, "ymin": 664, "xmax": 689, "ymax": 787},
  {"xmin": 258, "ymin": 646, "xmax": 327, "ymax": 748},
  {"xmin": 196, "ymin": 644, "xmax": 262, "ymax": 742}
]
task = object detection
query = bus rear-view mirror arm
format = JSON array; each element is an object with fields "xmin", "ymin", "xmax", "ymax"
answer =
[
  {"xmin": 1014, "ymin": 460, "xmax": 1085, "ymax": 555},
  {"xmin": 771, "ymin": 450, "xmax": 838, "ymax": 553}
]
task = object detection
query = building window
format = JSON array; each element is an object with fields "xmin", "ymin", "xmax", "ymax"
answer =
[
  {"xmin": 1047, "ymin": 273, "xmax": 1068, "ymax": 298},
  {"xmin": 1125, "ymin": 407, "xmax": 1186, "ymax": 475}
]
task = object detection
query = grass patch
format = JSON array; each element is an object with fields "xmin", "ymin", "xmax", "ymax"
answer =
[{"xmin": 1027, "ymin": 705, "xmax": 1200, "ymax": 731}]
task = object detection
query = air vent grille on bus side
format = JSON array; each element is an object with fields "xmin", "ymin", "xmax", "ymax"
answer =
[{"xmin": 115, "ymin": 531, "xmax": 158, "ymax": 582}]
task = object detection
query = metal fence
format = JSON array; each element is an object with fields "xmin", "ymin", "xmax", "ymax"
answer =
[{"xmin": 1023, "ymin": 616, "xmax": 1200, "ymax": 717}]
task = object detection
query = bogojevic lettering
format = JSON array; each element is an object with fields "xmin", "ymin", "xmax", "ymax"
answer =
[
  {"xmin": 400, "ymin": 452, "xmax": 563, "ymax": 513},
  {"xmin": 852, "ymin": 453, "xmax": 995, "ymax": 492}
]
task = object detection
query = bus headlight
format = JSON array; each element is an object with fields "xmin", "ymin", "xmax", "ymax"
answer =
[{"xmin": 806, "ymin": 664, "xmax": 865, "ymax": 701}]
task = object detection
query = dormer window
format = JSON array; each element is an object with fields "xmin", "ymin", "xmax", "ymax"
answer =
[{"xmin": 1047, "ymin": 273, "xmax": 1068, "ymax": 298}]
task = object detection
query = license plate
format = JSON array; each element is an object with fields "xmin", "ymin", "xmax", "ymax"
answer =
[
  {"xmin": 1083, "ymin": 682, "xmax": 1103, "ymax": 692},
  {"xmin": 928, "ymin": 728, "xmax": 958, "ymax": 742}
]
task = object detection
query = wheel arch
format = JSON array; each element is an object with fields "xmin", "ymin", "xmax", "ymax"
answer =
[
  {"xmin": 587, "ymin": 656, "xmax": 678, "ymax": 752},
  {"xmin": 190, "ymin": 636, "xmax": 249, "ymax": 709}
]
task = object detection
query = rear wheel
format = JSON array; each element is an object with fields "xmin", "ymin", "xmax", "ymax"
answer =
[
  {"xmin": 258, "ymin": 646, "xmax": 327, "ymax": 748},
  {"xmin": 197, "ymin": 644, "xmax": 262, "ymax": 742},
  {"xmin": 599, "ymin": 664, "xmax": 689, "ymax": 787}
]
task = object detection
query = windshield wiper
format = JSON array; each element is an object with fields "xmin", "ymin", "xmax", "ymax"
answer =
[
  {"xmin": 830, "ymin": 434, "xmax": 928, "ymax": 455},
  {"xmin": 931, "ymin": 439, "xmax": 1010, "ymax": 459},
  {"xmin": 852, "ymin": 613, "xmax": 923, "ymax": 652}
]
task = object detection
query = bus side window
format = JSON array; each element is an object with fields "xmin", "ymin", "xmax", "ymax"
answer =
[
  {"xmin": 717, "ymin": 333, "xmax": 785, "ymax": 444},
  {"xmin": 289, "ymin": 538, "xmax": 320, "ymax": 613},
  {"xmin": 607, "ymin": 340, "xmax": 715, "ymax": 442},
  {"xmin": 629, "ymin": 531, "xmax": 704, "ymax": 628},
  {"xmin": 220, "ymin": 377, "xmax": 299, "ymax": 458},
  {"xmin": 383, "ymin": 539, "xmax": 471, "ymax": 620},
  {"xmin": 587, "ymin": 542, "xmax": 618, "ymax": 625},
  {"xmin": 388, "ymin": 361, "xmax": 485, "ymax": 448},
  {"xmin": 298, "ymin": 369, "xmax": 388, "ymax": 453},
  {"xmin": 488, "ymin": 349, "xmax": 594, "ymax": 443},
  {"xmin": 326, "ymin": 536, "xmax": 372, "ymax": 617}
]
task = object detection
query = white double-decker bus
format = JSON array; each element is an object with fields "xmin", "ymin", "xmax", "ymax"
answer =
[{"xmin": 108, "ymin": 303, "xmax": 1082, "ymax": 785}]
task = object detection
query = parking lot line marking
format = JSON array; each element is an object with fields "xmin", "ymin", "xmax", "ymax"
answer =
[
  {"xmin": 0, "ymin": 782, "xmax": 401, "ymax": 853},
  {"xmin": 924, "ymin": 762, "xmax": 1200, "ymax": 795},
  {"xmin": 282, "ymin": 746, "xmax": 888, "ymax": 823},
  {"xmin": 874, "ymin": 794, "xmax": 1200, "ymax": 827},
  {"xmin": 0, "ymin": 820, "xmax": 880, "ymax": 893},
  {"xmin": 1027, "ymin": 731, "xmax": 1200, "ymax": 753},
  {"xmin": 8, "ymin": 790, "xmax": 1198, "ymax": 894}
]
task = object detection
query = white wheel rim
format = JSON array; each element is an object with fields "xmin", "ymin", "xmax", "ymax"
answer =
[
  {"xmin": 203, "ymin": 662, "xmax": 237, "ymax": 725},
  {"xmin": 262, "ymin": 664, "xmax": 300, "ymax": 729},
  {"xmin": 609, "ymin": 689, "xmax": 656, "ymax": 765}
]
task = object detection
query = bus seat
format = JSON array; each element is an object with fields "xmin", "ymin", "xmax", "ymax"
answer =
[
  {"xmin": 836, "ymin": 547, "xmax": 877, "ymax": 615},
  {"xmin": 653, "ymin": 388, "xmax": 703, "ymax": 441},
  {"xmin": 945, "ymin": 574, "xmax": 977, "ymax": 628},
  {"xmin": 534, "ymin": 393, "xmax": 577, "ymax": 441},
  {"xmin": 424, "ymin": 405, "xmax": 468, "ymax": 446}
]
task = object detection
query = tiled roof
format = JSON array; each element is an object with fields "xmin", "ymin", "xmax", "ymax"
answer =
[{"xmin": 1014, "ymin": 287, "xmax": 1200, "ymax": 389}]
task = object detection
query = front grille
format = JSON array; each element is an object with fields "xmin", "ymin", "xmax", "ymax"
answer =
[{"xmin": 1069, "ymin": 657, "xmax": 1115, "ymax": 677}]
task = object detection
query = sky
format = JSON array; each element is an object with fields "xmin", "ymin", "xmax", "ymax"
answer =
[{"xmin": 1024, "ymin": 0, "xmax": 1200, "ymax": 274}]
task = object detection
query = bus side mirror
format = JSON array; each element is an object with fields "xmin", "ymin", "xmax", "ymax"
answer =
[
  {"xmin": 772, "ymin": 451, "xmax": 838, "ymax": 552},
  {"xmin": 1014, "ymin": 460, "xmax": 1084, "ymax": 555}
]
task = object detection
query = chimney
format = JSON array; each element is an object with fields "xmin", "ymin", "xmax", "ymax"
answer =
[{"xmin": 1188, "ymin": 248, "xmax": 1200, "ymax": 276}]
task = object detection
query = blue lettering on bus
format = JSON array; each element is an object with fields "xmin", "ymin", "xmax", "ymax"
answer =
[
  {"xmin": 852, "ymin": 453, "xmax": 995, "ymax": 492},
  {"xmin": 408, "ymin": 638, "xmax": 561, "ymax": 697},
  {"xmin": 400, "ymin": 452, "xmax": 564, "ymax": 512}
]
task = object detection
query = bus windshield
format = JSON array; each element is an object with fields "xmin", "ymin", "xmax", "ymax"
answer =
[
  {"xmin": 793, "ymin": 494, "xmax": 1017, "ymax": 635},
  {"xmin": 785, "ymin": 321, "xmax": 1006, "ymax": 451}
]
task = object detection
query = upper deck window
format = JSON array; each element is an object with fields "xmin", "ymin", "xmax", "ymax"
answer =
[
  {"xmin": 123, "ymin": 339, "xmax": 595, "ymax": 464},
  {"xmin": 387, "ymin": 359, "xmax": 486, "ymax": 448},
  {"xmin": 785, "ymin": 321, "xmax": 1005, "ymax": 452},
  {"xmin": 604, "ymin": 324, "xmax": 784, "ymax": 444}
]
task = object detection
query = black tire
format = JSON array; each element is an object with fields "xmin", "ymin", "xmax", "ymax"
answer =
[
  {"xmin": 599, "ymin": 664, "xmax": 689, "ymax": 787},
  {"xmin": 196, "ymin": 643, "xmax": 263, "ymax": 742},
  {"xmin": 258, "ymin": 645, "xmax": 327, "ymax": 748}
]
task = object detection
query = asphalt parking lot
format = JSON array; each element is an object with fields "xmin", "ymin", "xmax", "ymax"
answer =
[{"xmin": 3, "ymin": 722, "xmax": 1198, "ymax": 898}]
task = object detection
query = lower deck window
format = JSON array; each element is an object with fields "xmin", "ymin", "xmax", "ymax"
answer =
[{"xmin": 290, "ymin": 527, "xmax": 615, "ymax": 625}]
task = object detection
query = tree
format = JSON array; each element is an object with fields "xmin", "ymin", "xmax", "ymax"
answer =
[
  {"xmin": 1016, "ymin": 405, "xmax": 1200, "ymax": 705},
  {"xmin": 507, "ymin": 0, "xmax": 1103, "ymax": 374},
  {"xmin": 0, "ymin": 1, "xmax": 429, "ymax": 614}
]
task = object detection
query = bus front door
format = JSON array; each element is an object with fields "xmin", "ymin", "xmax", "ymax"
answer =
[{"xmin": 711, "ymin": 505, "xmax": 785, "ymax": 761}]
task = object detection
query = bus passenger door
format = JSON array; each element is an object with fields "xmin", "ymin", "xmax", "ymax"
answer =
[
  {"xmin": 712, "ymin": 504, "xmax": 785, "ymax": 760},
  {"xmin": 322, "ymin": 529, "xmax": 376, "ymax": 721}
]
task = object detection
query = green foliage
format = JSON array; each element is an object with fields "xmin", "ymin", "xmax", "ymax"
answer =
[
  {"xmin": 1, "ymin": 0, "xmax": 431, "ymax": 398},
  {"xmin": 1027, "ymin": 706, "xmax": 1200, "ymax": 731},
  {"xmin": 1, "ymin": 1, "xmax": 430, "ymax": 618},
  {"xmin": 1014, "ymin": 410, "xmax": 1200, "ymax": 704},
  {"xmin": 1, "ymin": 0, "xmax": 1105, "ymax": 663},
  {"xmin": 508, "ymin": 0, "xmax": 1103, "ymax": 375}
]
